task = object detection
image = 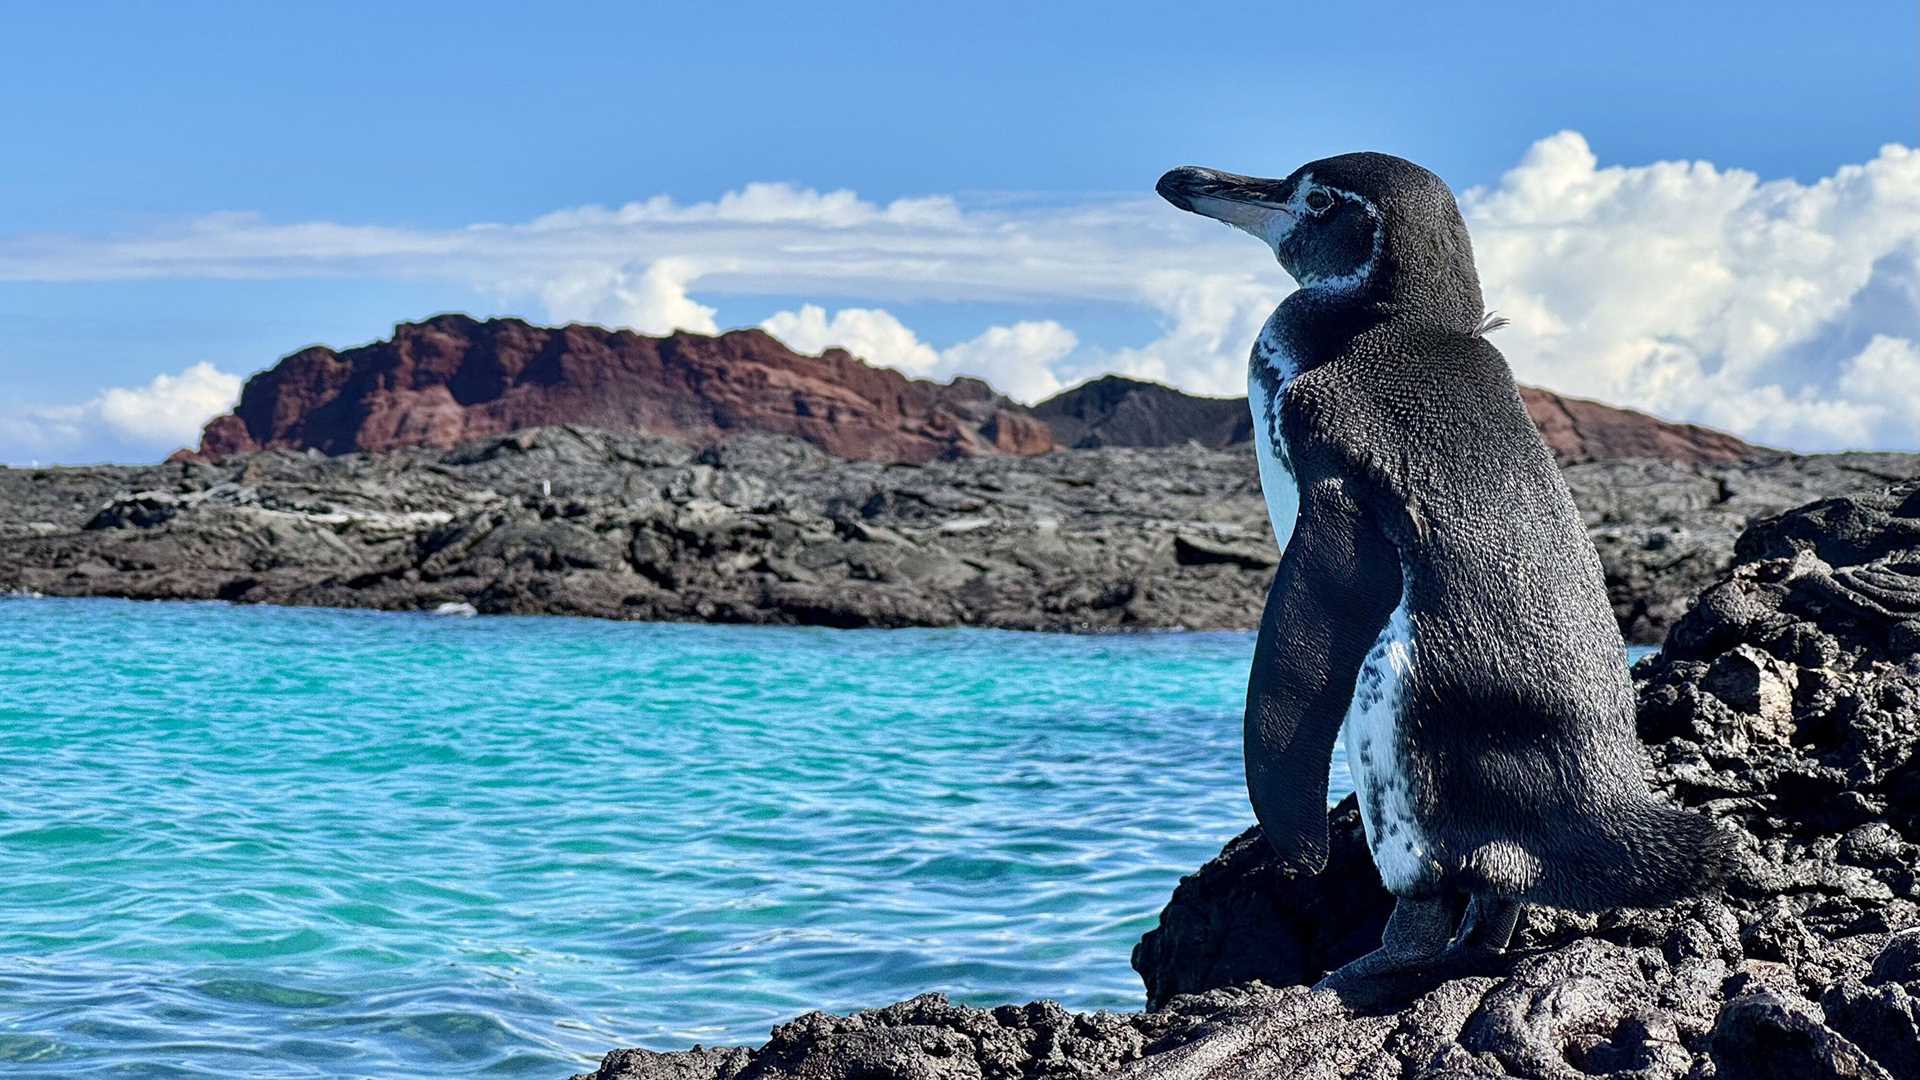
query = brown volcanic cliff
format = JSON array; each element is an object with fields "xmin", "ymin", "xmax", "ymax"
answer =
[
  {"xmin": 1517, "ymin": 385, "xmax": 1763, "ymax": 466},
  {"xmin": 183, "ymin": 315, "xmax": 1054, "ymax": 464},
  {"xmin": 183, "ymin": 314, "xmax": 1766, "ymax": 468}
]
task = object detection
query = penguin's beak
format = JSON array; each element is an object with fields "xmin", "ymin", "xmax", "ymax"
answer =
[
  {"xmin": 1156, "ymin": 166, "xmax": 1288, "ymax": 213},
  {"xmin": 1156, "ymin": 166, "xmax": 1294, "ymax": 243}
]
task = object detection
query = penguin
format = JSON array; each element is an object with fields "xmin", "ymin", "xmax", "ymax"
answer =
[{"xmin": 1155, "ymin": 154, "xmax": 1731, "ymax": 983}]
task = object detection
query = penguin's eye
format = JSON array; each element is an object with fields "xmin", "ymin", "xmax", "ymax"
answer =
[{"xmin": 1304, "ymin": 190, "xmax": 1333, "ymax": 213}]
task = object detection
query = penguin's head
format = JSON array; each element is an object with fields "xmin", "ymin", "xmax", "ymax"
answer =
[{"xmin": 1157, "ymin": 153, "xmax": 1484, "ymax": 326}]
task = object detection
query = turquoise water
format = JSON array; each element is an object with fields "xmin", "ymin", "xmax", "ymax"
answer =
[
  {"xmin": 0, "ymin": 598, "xmax": 1272, "ymax": 1079},
  {"xmin": 0, "ymin": 598, "xmax": 1656, "ymax": 1079}
]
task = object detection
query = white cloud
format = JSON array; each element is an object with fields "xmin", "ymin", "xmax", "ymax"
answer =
[
  {"xmin": 2, "ymin": 362, "xmax": 242, "ymax": 464},
  {"xmin": 1833, "ymin": 335, "xmax": 1920, "ymax": 444},
  {"xmin": 1080, "ymin": 271, "xmax": 1277, "ymax": 396},
  {"xmin": 937, "ymin": 320, "xmax": 1077, "ymax": 402},
  {"xmin": 526, "ymin": 183, "xmax": 961, "ymax": 230},
  {"xmin": 1464, "ymin": 132, "xmax": 1920, "ymax": 450},
  {"xmin": 5, "ymin": 134, "xmax": 1920, "ymax": 451},
  {"xmin": 95, "ymin": 362, "xmax": 245, "ymax": 444},
  {"xmin": 535, "ymin": 258, "xmax": 718, "ymax": 335},
  {"xmin": 761, "ymin": 305, "xmax": 943, "ymax": 374},
  {"xmin": 761, "ymin": 305, "xmax": 1076, "ymax": 403},
  {"xmin": 0, "ymin": 409, "xmax": 85, "ymax": 460}
]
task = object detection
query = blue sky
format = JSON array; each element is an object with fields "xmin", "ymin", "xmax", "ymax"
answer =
[{"xmin": 3, "ymin": 1, "xmax": 1917, "ymax": 463}]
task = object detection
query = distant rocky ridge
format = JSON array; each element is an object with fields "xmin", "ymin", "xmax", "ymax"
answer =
[
  {"xmin": 576, "ymin": 482, "xmax": 1920, "ymax": 1080},
  {"xmin": 179, "ymin": 315, "xmax": 1767, "ymax": 469},
  {"xmin": 1036, "ymin": 372, "xmax": 1765, "ymax": 467},
  {"xmin": 4, "ymin": 426, "xmax": 1915, "ymax": 643},
  {"xmin": 1030, "ymin": 376, "xmax": 1251, "ymax": 450}
]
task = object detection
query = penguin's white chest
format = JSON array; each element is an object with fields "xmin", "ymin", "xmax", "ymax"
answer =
[
  {"xmin": 1249, "ymin": 318, "xmax": 1430, "ymax": 890},
  {"xmin": 1248, "ymin": 329, "xmax": 1300, "ymax": 553},
  {"xmin": 1344, "ymin": 601, "xmax": 1433, "ymax": 893}
]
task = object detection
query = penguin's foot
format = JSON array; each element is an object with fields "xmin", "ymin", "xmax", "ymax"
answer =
[
  {"xmin": 1314, "ymin": 944, "xmax": 1439, "ymax": 988},
  {"xmin": 1439, "ymin": 894, "xmax": 1523, "ymax": 964},
  {"xmin": 1313, "ymin": 894, "xmax": 1453, "ymax": 990}
]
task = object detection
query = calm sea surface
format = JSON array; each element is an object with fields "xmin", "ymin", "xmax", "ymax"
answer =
[
  {"xmin": 0, "ymin": 599, "xmax": 1268, "ymax": 1079},
  {"xmin": 0, "ymin": 597, "xmax": 1653, "ymax": 1079}
]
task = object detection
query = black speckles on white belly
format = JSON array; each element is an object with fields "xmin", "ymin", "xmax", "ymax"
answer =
[{"xmin": 1345, "ymin": 601, "xmax": 1434, "ymax": 893}]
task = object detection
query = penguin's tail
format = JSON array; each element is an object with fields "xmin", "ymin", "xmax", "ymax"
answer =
[{"xmin": 1535, "ymin": 799, "xmax": 1736, "ymax": 912}]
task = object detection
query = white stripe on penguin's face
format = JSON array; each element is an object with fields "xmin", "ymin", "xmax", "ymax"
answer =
[{"xmin": 1273, "ymin": 172, "xmax": 1384, "ymax": 292}]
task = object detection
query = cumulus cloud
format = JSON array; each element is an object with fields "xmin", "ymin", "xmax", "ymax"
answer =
[
  {"xmin": 96, "ymin": 362, "xmax": 245, "ymax": 443},
  {"xmin": 1833, "ymin": 335, "xmax": 1920, "ymax": 444},
  {"xmin": 1081, "ymin": 271, "xmax": 1278, "ymax": 397},
  {"xmin": 535, "ymin": 258, "xmax": 719, "ymax": 335},
  {"xmin": 761, "ymin": 304, "xmax": 1076, "ymax": 403},
  {"xmin": 5, "ymin": 134, "xmax": 1919, "ymax": 451},
  {"xmin": 1464, "ymin": 132, "xmax": 1920, "ymax": 450},
  {"xmin": 937, "ymin": 320, "xmax": 1078, "ymax": 402},
  {"xmin": 762, "ymin": 305, "xmax": 943, "ymax": 374},
  {"xmin": 1, "ymin": 362, "xmax": 242, "ymax": 464}
]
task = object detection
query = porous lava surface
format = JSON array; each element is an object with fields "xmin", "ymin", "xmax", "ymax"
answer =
[{"xmin": 7, "ymin": 430, "xmax": 1914, "ymax": 643}]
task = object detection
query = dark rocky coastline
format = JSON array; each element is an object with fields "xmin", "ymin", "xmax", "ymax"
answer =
[
  {"xmin": 3, "ymin": 427, "xmax": 1916, "ymax": 643},
  {"xmin": 576, "ymin": 482, "xmax": 1920, "ymax": 1079}
]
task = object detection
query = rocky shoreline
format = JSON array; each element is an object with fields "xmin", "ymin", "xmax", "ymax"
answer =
[
  {"xmin": 577, "ymin": 482, "xmax": 1920, "ymax": 1079},
  {"xmin": 3, "ymin": 425, "xmax": 1917, "ymax": 643}
]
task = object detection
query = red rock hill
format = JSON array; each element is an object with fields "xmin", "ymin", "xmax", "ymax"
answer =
[
  {"xmin": 182, "ymin": 315, "xmax": 1767, "ymax": 467},
  {"xmin": 1517, "ymin": 386, "xmax": 1760, "ymax": 465},
  {"xmin": 184, "ymin": 315, "xmax": 1054, "ymax": 464}
]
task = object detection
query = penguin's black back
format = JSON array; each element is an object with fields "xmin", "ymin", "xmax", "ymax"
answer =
[{"xmin": 1280, "ymin": 316, "xmax": 1728, "ymax": 909}]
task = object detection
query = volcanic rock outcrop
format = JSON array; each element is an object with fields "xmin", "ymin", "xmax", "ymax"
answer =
[
  {"xmin": 179, "ymin": 317, "xmax": 1763, "ymax": 470},
  {"xmin": 183, "ymin": 315, "xmax": 1054, "ymax": 464},
  {"xmin": 5, "ymin": 430, "xmax": 1917, "ymax": 642},
  {"xmin": 574, "ymin": 482, "xmax": 1920, "ymax": 1079}
]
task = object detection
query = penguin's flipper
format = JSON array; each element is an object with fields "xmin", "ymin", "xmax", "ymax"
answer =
[{"xmin": 1244, "ymin": 477, "xmax": 1403, "ymax": 872}]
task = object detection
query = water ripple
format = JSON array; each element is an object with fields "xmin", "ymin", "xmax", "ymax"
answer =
[{"xmin": 0, "ymin": 597, "xmax": 1266, "ymax": 1078}]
